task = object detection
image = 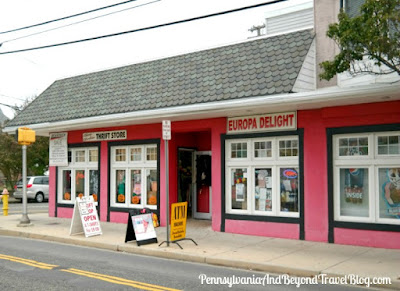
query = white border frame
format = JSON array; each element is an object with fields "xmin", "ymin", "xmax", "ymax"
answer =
[
  {"xmin": 333, "ymin": 132, "xmax": 400, "ymax": 225},
  {"xmin": 225, "ymin": 136, "xmax": 300, "ymax": 218},
  {"xmin": 110, "ymin": 144, "xmax": 157, "ymax": 210}
]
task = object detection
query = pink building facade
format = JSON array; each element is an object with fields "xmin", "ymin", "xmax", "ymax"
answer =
[{"xmin": 45, "ymin": 99, "xmax": 400, "ymax": 249}]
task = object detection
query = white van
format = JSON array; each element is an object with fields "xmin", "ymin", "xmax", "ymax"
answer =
[{"xmin": 13, "ymin": 176, "xmax": 49, "ymax": 203}]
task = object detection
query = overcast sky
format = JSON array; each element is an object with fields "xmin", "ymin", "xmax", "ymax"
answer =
[{"xmin": 0, "ymin": 0, "xmax": 301, "ymax": 118}]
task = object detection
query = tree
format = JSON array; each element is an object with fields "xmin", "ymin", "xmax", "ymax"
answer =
[
  {"xmin": 319, "ymin": 0, "xmax": 400, "ymax": 81},
  {"xmin": 0, "ymin": 95, "xmax": 49, "ymax": 189},
  {"xmin": 0, "ymin": 133, "xmax": 49, "ymax": 189},
  {"xmin": 0, "ymin": 133, "xmax": 21, "ymax": 189}
]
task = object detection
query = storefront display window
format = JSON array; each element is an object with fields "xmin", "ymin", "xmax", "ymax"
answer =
[
  {"xmin": 333, "ymin": 132, "xmax": 400, "ymax": 224},
  {"xmin": 146, "ymin": 169, "xmax": 158, "ymax": 206},
  {"xmin": 339, "ymin": 168, "xmax": 369, "ymax": 217},
  {"xmin": 111, "ymin": 144, "xmax": 158, "ymax": 209},
  {"xmin": 379, "ymin": 168, "xmax": 400, "ymax": 220},
  {"xmin": 115, "ymin": 170, "xmax": 126, "ymax": 204},
  {"xmin": 75, "ymin": 170, "xmax": 85, "ymax": 198},
  {"xmin": 89, "ymin": 170, "xmax": 99, "ymax": 202},
  {"xmin": 226, "ymin": 136, "xmax": 300, "ymax": 217},
  {"xmin": 254, "ymin": 168, "xmax": 272, "ymax": 211},
  {"xmin": 231, "ymin": 168, "xmax": 247, "ymax": 210},
  {"xmin": 131, "ymin": 170, "xmax": 141, "ymax": 204},
  {"xmin": 280, "ymin": 167, "xmax": 299, "ymax": 212},
  {"xmin": 58, "ymin": 147, "xmax": 99, "ymax": 204},
  {"xmin": 62, "ymin": 170, "xmax": 71, "ymax": 201}
]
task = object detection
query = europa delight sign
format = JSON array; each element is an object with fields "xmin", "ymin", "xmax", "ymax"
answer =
[{"xmin": 227, "ymin": 112, "xmax": 296, "ymax": 134}]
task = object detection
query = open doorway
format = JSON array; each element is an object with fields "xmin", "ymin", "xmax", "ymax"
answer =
[
  {"xmin": 177, "ymin": 148, "xmax": 211, "ymax": 219},
  {"xmin": 178, "ymin": 149, "xmax": 194, "ymax": 216}
]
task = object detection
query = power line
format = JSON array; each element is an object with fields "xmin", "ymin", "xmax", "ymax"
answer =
[
  {"xmin": 0, "ymin": 0, "xmax": 287, "ymax": 55},
  {"xmin": 1, "ymin": 0, "xmax": 160, "ymax": 44},
  {"xmin": 0, "ymin": 102, "xmax": 17, "ymax": 109},
  {"xmin": 0, "ymin": 0, "xmax": 141, "ymax": 35},
  {"xmin": 0, "ymin": 93, "xmax": 26, "ymax": 102}
]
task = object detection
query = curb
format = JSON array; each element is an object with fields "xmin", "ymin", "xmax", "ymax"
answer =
[{"xmin": 0, "ymin": 228, "xmax": 399, "ymax": 290}]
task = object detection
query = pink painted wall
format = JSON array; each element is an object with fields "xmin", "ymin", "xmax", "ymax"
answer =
[
  {"xmin": 51, "ymin": 118, "xmax": 226, "ymax": 228},
  {"xmin": 57, "ymin": 207, "xmax": 74, "ymax": 218},
  {"xmin": 334, "ymin": 228, "xmax": 400, "ymax": 249},
  {"xmin": 99, "ymin": 141, "xmax": 108, "ymax": 222},
  {"xmin": 166, "ymin": 118, "xmax": 226, "ymax": 231},
  {"xmin": 298, "ymin": 109, "xmax": 328, "ymax": 242},
  {"xmin": 225, "ymin": 220, "xmax": 299, "ymax": 239},
  {"xmin": 48, "ymin": 166, "xmax": 56, "ymax": 217},
  {"xmin": 48, "ymin": 100, "xmax": 400, "ymax": 249},
  {"xmin": 299, "ymin": 100, "xmax": 400, "ymax": 248}
]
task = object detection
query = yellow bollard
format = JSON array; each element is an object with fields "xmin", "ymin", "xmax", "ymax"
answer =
[{"xmin": 2, "ymin": 188, "xmax": 9, "ymax": 216}]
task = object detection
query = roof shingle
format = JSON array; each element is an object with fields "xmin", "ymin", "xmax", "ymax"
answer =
[{"xmin": 8, "ymin": 29, "xmax": 314, "ymax": 127}]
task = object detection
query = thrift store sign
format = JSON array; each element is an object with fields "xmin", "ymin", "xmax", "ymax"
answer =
[
  {"xmin": 83, "ymin": 130, "xmax": 127, "ymax": 142},
  {"xmin": 227, "ymin": 112, "xmax": 296, "ymax": 134}
]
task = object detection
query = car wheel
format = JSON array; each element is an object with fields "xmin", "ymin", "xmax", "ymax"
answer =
[{"xmin": 35, "ymin": 193, "xmax": 44, "ymax": 203}]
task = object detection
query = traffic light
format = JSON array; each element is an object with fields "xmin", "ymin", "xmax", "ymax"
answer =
[{"xmin": 15, "ymin": 127, "xmax": 36, "ymax": 145}]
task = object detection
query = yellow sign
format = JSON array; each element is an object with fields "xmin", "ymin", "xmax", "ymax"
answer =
[
  {"xmin": 16, "ymin": 127, "xmax": 36, "ymax": 145},
  {"xmin": 170, "ymin": 202, "xmax": 188, "ymax": 241}
]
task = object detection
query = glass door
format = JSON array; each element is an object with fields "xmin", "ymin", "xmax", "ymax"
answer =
[{"xmin": 193, "ymin": 151, "xmax": 212, "ymax": 219}]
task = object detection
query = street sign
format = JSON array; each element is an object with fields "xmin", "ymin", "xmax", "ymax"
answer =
[{"xmin": 162, "ymin": 120, "xmax": 171, "ymax": 140}]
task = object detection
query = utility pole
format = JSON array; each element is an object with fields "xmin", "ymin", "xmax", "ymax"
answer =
[{"xmin": 15, "ymin": 127, "xmax": 35, "ymax": 226}]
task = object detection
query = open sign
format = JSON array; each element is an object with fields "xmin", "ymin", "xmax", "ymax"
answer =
[{"xmin": 283, "ymin": 169, "xmax": 298, "ymax": 179}]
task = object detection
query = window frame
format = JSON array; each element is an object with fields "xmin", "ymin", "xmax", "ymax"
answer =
[
  {"xmin": 109, "ymin": 142, "xmax": 159, "ymax": 211},
  {"xmin": 328, "ymin": 125, "xmax": 400, "ymax": 244},
  {"xmin": 332, "ymin": 132, "xmax": 400, "ymax": 225},
  {"xmin": 225, "ymin": 135, "xmax": 301, "ymax": 218},
  {"xmin": 57, "ymin": 146, "xmax": 100, "ymax": 206}
]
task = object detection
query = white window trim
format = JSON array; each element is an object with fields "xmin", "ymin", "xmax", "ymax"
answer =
[
  {"xmin": 226, "ymin": 136, "xmax": 300, "ymax": 218},
  {"xmin": 58, "ymin": 147, "xmax": 99, "ymax": 205},
  {"xmin": 334, "ymin": 133, "xmax": 372, "ymax": 160},
  {"xmin": 375, "ymin": 132, "xmax": 400, "ymax": 159},
  {"xmin": 333, "ymin": 132, "xmax": 400, "ymax": 225},
  {"xmin": 110, "ymin": 144, "xmax": 157, "ymax": 210}
]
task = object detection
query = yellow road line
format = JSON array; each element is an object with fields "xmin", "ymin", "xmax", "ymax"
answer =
[
  {"xmin": 62, "ymin": 268, "xmax": 181, "ymax": 291},
  {"xmin": 0, "ymin": 253, "xmax": 181, "ymax": 291},
  {"xmin": 0, "ymin": 254, "xmax": 58, "ymax": 270}
]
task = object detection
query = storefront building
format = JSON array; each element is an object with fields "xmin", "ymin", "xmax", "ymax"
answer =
[{"xmin": 4, "ymin": 7, "xmax": 400, "ymax": 249}]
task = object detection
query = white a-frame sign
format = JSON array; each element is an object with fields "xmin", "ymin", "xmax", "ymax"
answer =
[{"xmin": 70, "ymin": 196, "xmax": 102, "ymax": 237}]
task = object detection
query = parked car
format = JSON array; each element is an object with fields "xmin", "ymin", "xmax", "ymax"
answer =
[{"xmin": 14, "ymin": 176, "xmax": 49, "ymax": 203}]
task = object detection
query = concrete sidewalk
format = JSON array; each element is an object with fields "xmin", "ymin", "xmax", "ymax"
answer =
[{"xmin": 0, "ymin": 212, "xmax": 399, "ymax": 290}]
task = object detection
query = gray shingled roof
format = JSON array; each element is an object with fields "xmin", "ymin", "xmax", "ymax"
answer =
[{"xmin": 8, "ymin": 29, "xmax": 314, "ymax": 127}]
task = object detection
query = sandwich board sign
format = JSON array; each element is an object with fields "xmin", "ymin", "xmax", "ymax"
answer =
[
  {"xmin": 125, "ymin": 209, "xmax": 158, "ymax": 246},
  {"xmin": 70, "ymin": 196, "xmax": 102, "ymax": 237},
  {"xmin": 170, "ymin": 202, "xmax": 188, "ymax": 241}
]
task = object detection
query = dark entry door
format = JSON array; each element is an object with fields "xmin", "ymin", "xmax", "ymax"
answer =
[{"xmin": 178, "ymin": 149, "xmax": 195, "ymax": 216}]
